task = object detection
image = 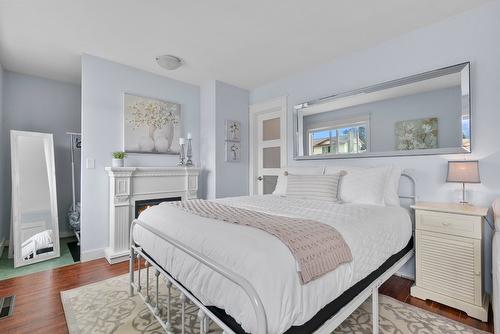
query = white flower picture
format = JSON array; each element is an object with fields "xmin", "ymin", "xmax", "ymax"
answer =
[
  {"xmin": 225, "ymin": 120, "xmax": 241, "ymax": 141},
  {"xmin": 124, "ymin": 94, "xmax": 181, "ymax": 154},
  {"xmin": 225, "ymin": 142, "xmax": 241, "ymax": 162},
  {"xmin": 395, "ymin": 117, "xmax": 438, "ymax": 150}
]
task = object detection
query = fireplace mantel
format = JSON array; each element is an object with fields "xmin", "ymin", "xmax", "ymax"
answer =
[{"xmin": 105, "ymin": 166, "xmax": 201, "ymax": 264}]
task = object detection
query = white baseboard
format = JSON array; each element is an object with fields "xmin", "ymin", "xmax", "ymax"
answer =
[
  {"xmin": 104, "ymin": 247, "xmax": 129, "ymax": 264},
  {"xmin": 80, "ymin": 248, "xmax": 105, "ymax": 262},
  {"xmin": 395, "ymin": 271, "xmax": 415, "ymax": 280}
]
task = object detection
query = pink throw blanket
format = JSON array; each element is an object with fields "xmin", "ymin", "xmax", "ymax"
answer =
[{"xmin": 171, "ymin": 199, "xmax": 353, "ymax": 284}]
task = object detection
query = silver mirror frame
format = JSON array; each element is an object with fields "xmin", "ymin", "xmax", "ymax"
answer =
[{"xmin": 293, "ymin": 62, "xmax": 471, "ymax": 160}]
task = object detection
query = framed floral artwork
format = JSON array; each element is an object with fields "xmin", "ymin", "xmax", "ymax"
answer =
[
  {"xmin": 225, "ymin": 120, "xmax": 241, "ymax": 142},
  {"xmin": 124, "ymin": 93, "xmax": 181, "ymax": 154},
  {"xmin": 395, "ymin": 117, "xmax": 438, "ymax": 150},
  {"xmin": 225, "ymin": 142, "xmax": 241, "ymax": 162}
]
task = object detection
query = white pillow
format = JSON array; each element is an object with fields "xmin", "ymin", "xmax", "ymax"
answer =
[
  {"xmin": 325, "ymin": 165, "xmax": 401, "ymax": 206},
  {"xmin": 333, "ymin": 166, "xmax": 390, "ymax": 206},
  {"xmin": 286, "ymin": 173, "xmax": 343, "ymax": 202},
  {"xmin": 273, "ymin": 166, "xmax": 325, "ymax": 195},
  {"xmin": 384, "ymin": 166, "xmax": 402, "ymax": 207}
]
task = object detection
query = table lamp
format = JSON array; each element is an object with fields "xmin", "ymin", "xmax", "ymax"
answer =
[{"xmin": 446, "ymin": 160, "xmax": 480, "ymax": 204}]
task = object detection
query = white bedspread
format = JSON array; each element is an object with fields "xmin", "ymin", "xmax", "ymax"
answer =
[{"xmin": 133, "ymin": 195, "xmax": 412, "ymax": 334}]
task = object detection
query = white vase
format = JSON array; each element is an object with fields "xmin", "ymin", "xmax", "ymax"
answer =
[
  {"xmin": 138, "ymin": 136, "xmax": 155, "ymax": 152},
  {"xmin": 112, "ymin": 158, "xmax": 124, "ymax": 167},
  {"xmin": 154, "ymin": 137, "xmax": 169, "ymax": 153}
]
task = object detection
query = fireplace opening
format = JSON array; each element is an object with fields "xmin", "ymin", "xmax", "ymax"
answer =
[{"xmin": 135, "ymin": 197, "xmax": 181, "ymax": 218}]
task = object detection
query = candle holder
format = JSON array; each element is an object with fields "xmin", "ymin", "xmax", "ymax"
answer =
[
  {"xmin": 177, "ymin": 143, "xmax": 185, "ymax": 166},
  {"xmin": 185, "ymin": 138, "xmax": 193, "ymax": 167}
]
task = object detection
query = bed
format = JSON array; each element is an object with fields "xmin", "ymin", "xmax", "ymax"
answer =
[
  {"xmin": 21, "ymin": 229, "xmax": 54, "ymax": 260},
  {"xmin": 129, "ymin": 169, "xmax": 416, "ymax": 334}
]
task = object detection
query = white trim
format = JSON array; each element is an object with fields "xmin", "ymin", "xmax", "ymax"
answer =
[
  {"xmin": 249, "ymin": 96, "xmax": 287, "ymax": 195},
  {"xmin": 105, "ymin": 248, "xmax": 130, "ymax": 264},
  {"xmin": 80, "ymin": 247, "xmax": 105, "ymax": 262}
]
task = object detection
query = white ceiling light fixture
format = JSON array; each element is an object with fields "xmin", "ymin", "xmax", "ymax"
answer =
[{"xmin": 156, "ymin": 54, "xmax": 183, "ymax": 70}]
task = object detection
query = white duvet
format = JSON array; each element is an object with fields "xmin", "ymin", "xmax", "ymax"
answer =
[{"xmin": 133, "ymin": 195, "xmax": 412, "ymax": 334}]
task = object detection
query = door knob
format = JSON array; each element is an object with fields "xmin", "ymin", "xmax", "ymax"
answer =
[{"xmin": 257, "ymin": 176, "xmax": 263, "ymax": 181}]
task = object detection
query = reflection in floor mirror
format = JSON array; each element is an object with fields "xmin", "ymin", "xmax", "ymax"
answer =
[{"xmin": 1, "ymin": 130, "xmax": 80, "ymax": 281}]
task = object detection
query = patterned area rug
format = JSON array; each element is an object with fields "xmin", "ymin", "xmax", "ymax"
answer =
[{"xmin": 61, "ymin": 273, "xmax": 488, "ymax": 334}]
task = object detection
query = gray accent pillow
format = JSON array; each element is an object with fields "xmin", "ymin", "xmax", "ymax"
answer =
[{"xmin": 286, "ymin": 172, "xmax": 344, "ymax": 202}]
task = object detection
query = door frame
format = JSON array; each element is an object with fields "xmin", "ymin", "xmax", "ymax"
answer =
[{"xmin": 249, "ymin": 96, "xmax": 287, "ymax": 195}]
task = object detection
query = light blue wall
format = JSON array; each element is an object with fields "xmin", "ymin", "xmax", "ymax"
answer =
[
  {"xmin": 1, "ymin": 71, "xmax": 81, "ymax": 239},
  {"xmin": 200, "ymin": 80, "xmax": 249, "ymax": 199},
  {"xmin": 215, "ymin": 81, "xmax": 249, "ymax": 198},
  {"xmin": 80, "ymin": 55, "xmax": 200, "ymax": 258},
  {"xmin": 200, "ymin": 81, "xmax": 216, "ymax": 199},
  {"xmin": 250, "ymin": 1, "xmax": 500, "ymax": 290}
]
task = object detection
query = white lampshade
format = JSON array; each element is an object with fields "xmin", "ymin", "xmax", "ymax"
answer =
[{"xmin": 446, "ymin": 160, "xmax": 480, "ymax": 184}]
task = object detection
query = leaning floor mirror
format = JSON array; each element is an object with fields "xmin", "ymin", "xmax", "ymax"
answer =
[{"xmin": 10, "ymin": 130, "xmax": 60, "ymax": 267}]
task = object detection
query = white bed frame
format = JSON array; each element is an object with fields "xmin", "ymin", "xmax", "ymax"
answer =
[{"xmin": 129, "ymin": 172, "xmax": 416, "ymax": 334}]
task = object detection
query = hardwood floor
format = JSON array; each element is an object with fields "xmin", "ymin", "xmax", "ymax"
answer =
[
  {"xmin": 380, "ymin": 275, "xmax": 494, "ymax": 333},
  {"xmin": 0, "ymin": 259, "xmax": 494, "ymax": 333}
]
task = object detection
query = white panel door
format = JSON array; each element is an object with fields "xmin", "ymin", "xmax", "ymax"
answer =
[{"xmin": 250, "ymin": 97, "xmax": 287, "ymax": 195}]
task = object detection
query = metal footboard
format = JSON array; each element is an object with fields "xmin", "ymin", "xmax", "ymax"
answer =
[{"xmin": 129, "ymin": 219, "xmax": 267, "ymax": 334}]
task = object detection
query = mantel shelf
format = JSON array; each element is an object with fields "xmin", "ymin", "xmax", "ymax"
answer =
[{"xmin": 105, "ymin": 166, "xmax": 202, "ymax": 172}]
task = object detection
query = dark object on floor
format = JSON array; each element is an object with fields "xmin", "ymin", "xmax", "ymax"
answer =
[
  {"xmin": 0, "ymin": 295, "xmax": 15, "ymax": 319},
  {"xmin": 25, "ymin": 246, "xmax": 54, "ymax": 260},
  {"xmin": 67, "ymin": 241, "xmax": 80, "ymax": 262}
]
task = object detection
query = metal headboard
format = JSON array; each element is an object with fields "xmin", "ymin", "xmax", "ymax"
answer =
[
  {"xmin": 400, "ymin": 170, "xmax": 417, "ymax": 228},
  {"xmin": 400, "ymin": 170, "xmax": 417, "ymax": 203}
]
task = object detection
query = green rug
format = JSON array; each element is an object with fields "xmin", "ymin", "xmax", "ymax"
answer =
[{"xmin": 0, "ymin": 237, "xmax": 78, "ymax": 281}]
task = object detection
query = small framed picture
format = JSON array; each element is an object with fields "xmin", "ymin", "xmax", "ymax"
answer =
[
  {"xmin": 225, "ymin": 120, "xmax": 241, "ymax": 142},
  {"xmin": 225, "ymin": 142, "xmax": 241, "ymax": 162}
]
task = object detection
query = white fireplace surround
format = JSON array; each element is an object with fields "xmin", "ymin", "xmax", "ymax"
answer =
[{"xmin": 105, "ymin": 166, "xmax": 201, "ymax": 264}]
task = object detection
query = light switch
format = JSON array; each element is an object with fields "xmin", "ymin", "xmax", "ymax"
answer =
[{"xmin": 86, "ymin": 158, "xmax": 95, "ymax": 169}]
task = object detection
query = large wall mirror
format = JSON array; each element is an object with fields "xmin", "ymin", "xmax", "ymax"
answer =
[
  {"xmin": 10, "ymin": 130, "xmax": 60, "ymax": 267},
  {"xmin": 294, "ymin": 63, "xmax": 471, "ymax": 160}
]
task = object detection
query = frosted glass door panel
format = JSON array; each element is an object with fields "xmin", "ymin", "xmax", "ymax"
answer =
[
  {"xmin": 262, "ymin": 147, "xmax": 281, "ymax": 168},
  {"xmin": 262, "ymin": 117, "xmax": 280, "ymax": 141}
]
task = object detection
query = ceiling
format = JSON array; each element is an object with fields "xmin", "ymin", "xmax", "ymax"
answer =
[{"xmin": 0, "ymin": 0, "xmax": 491, "ymax": 89}]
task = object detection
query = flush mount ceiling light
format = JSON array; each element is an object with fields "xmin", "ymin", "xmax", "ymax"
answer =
[{"xmin": 156, "ymin": 55, "xmax": 183, "ymax": 70}]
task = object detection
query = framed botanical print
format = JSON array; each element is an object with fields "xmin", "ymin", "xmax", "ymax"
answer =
[
  {"xmin": 225, "ymin": 141, "xmax": 241, "ymax": 162},
  {"xmin": 225, "ymin": 120, "xmax": 241, "ymax": 142}
]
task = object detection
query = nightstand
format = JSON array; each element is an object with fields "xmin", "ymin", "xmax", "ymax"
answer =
[{"xmin": 410, "ymin": 201, "xmax": 489, "ymax": 321}]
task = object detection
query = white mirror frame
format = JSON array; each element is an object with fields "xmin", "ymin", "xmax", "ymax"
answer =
[
  {"xmin": 10, "ymin": 130, "xmax": 60, "ymax": 268},
  {"xmin": 293, "ymin": 62, "xmax": 471, "ymax": 160}
]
